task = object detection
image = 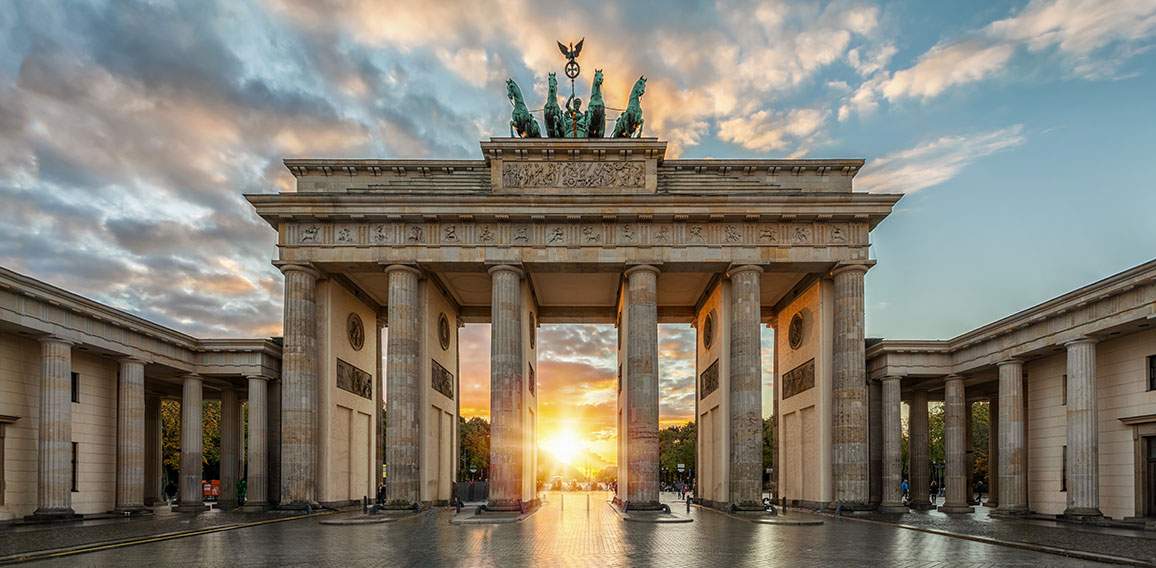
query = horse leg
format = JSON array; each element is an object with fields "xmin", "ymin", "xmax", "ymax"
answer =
[
  {"xmin": 636, "ymin": 117, "xmax": 644, "ymax": 138},
  {"xmin": 510, "ymin": 121, "xmax": 518, "ymax": 138}
]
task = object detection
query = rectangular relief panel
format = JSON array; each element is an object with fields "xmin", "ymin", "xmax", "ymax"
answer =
[
  {"xmin": 337, "ymin": 358, "xmax": 373, "ymax": 400},
  {"xmin": 782, "ymin": 359, "xmax": 815, "ymax": 400},
  {"xmin": 431, "ymin": 359, "xmax": 454, "ymax": 400},
  {"xmin": 700, "ymin": 359, "xmax": 719, "ymax": 399}
]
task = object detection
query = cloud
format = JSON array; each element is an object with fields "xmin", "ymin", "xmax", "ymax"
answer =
[
  {"xmin": 882, "ymin": 41, "xmax": 1016, "ymax": 101},
  {"xmin": 856, "ymin": 125, "xmax": 1027, "ymax": 194},
  {"xmin": 718, "ymin": 107, "xmax": 830, "ymax": 155}
]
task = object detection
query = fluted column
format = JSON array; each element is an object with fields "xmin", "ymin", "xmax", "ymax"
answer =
[
  {"xmin": 1064, "ymin": 337, "xmax": 1101, "ymax": 518},
  {"xmin": 908, "ymin": 387, "xmax": 931, "ymax": 510},
  {"xmin": 729, "ymin": 264, "xmax": 763, "ymax": 509},
  {"xmin": 32, "ymin": 337, "xmax": 75, "ymax": 519},
  {"xmin": 831, "ymin": 264, "xmax": 871, "ymax": 508},
  {"xmin": 267, "ymin": 379, "xmax": 282, "ymax": 505},
  {"xmin": 246, "ymin": 375, "xmax": 269, "ymax": 507},
  {"xmin": 986, "ymin": 396, "xmax": 999, "ymax": 507},
  {"xmin": 966, "ymin": 401, "xmax": 977, "ymax": 505},
  {"xmin": 869, "ymin": 379, "xmax": 883, "ymax": 506},
  {"xmin": 997, "ymin": 359, "xmax": 1028, "ymax": 514},
  {"xmin": 114, "ymin": 358, "xmax": 147, "ymax": 512},
  {"xmin": 879, "ymin": 376, "xmax": 907, "ymax": 512},
  {"xmin": 175, "ymin": 374, "xmax": 207, "ymax": 511},
  {"xmin": 488, "ymin": 264, "xmax": 524, "ymax": 511},
  {"xmin": 144, "ymin": 395, "xmax": 162, "ymax": 505},
  {"xmin": 219, "ymin": 388, "xmax": 240, "ymax": 508},
  {"xmin": 279, "ymin": 263, "xmax": 319, "ymax": 507},
  {"xmin": 385, "ymin": 265, "xmax": 423, "ymax": 508},
  {"xmin": 940, "ymin": 376, "xmax": 974, "ymax": 513},
  {"xmin": 624, "ymin": 265, "xmax": 661, "ymax": 510}
]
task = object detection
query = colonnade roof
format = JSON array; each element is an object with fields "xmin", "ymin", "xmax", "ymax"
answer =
[
  {"xmin": 867, "ymin": 259, "xmax": 1156, "ymax": 390},
  {"xmin": 0, "ymin": 265, "xmax": 281, "ymax": 397}
]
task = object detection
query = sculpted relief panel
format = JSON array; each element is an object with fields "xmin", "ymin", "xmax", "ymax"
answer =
[
  {"xmin": 289, "ymin": 221, "xmax": 866, "ymax": 248},
  {"xmin": 501, "ymin": 161, "xmax": 645, "ymax": 189}
]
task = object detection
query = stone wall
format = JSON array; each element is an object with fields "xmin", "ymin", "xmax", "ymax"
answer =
[
  {"xmin": 1027, "ymin": 329, "xmax": 1156, "ymax": 519},
  {"xmin": 695, "ymin": 280, "xmax": 730, "ymax": 506},
  {"xmin": 420, "ymin": 280, "xmax": 458, "ymax": 504},
  {"xmin": 775, "ymin": 279, "xmax": 834, "ymax": 507}
]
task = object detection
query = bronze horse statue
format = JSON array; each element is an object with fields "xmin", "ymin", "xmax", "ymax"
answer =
[
  {"xmin": 612, "ymin": 75, "xmax": 645, "ymax": 138},
  {"xmin": 586, "ymin": 69, "xmax": 605, "ymax": 138},
  {"xmin": 506, "ymin": 78, "xmax": 541, "ymax": 138},
  {"xmin": 544, "ymin": 73, "xmax": 564, "ymax": 138}
]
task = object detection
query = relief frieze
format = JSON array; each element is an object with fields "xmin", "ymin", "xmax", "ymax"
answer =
[
  {"xmin": 782, "ymin": 359, "xmax": 815, "ymax": 400},
  {"xmin": 501, "ymin": 161, "xmax": 645, "ymax": 189},
  {"xmin": 291, "ymin": 221, "xmax": 865, "ymax": 247}
]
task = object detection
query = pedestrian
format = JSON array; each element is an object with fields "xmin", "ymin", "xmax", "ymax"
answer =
[
  {"xmin": 236, "ymin": 479, "xmax": 247, "ymax": 507},
  {"xmin": 975, "ymin": 480, "xmax": 983, "ymax": 503},
  {"xmin": 929, "ymin": 480, "xmax": 938, "ymax": 504},
  {"xmin": 165, "ymin": 481, "xmax": 178, "ymax": 504},
  {"xmin": 901, "ymin": 478, "xmax": 909, "ymax": 502}
]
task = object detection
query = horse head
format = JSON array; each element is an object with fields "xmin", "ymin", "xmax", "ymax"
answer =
[
  {"xmin": 506, "ymin": 78, "xmax": 518, "ymax": 102},
  {"xmin": 548, "ymin": 72, "xmax": 557, "ymax": 92},
  {"xmin": 593, "ymin": 69, "xmax": 603, "ymax": 87},
  {"xmin": 633, "ymin": 76, "xmax": 647, "ymax": 98}
]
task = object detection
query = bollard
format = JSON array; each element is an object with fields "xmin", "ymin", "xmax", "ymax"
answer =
[
  {"xmin": 586, "ymin": 493, "xmax": 590, "ymax": 511},
  {"xmin": 686, "ymin": 497, "xmax": 691, "ymax": 514},
  {"xmin": 363, "ymin": 496, "xmax": 368, "ymax": 514}
]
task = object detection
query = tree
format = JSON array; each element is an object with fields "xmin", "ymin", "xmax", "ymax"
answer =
[
  {"xmin": 659, "ymin": 421, "xmax": 696, "ymax": 483},
  {"xmin": 459, "ymin": 416, "xmax": 490, "ymax": 481},
  {"xmin": 161, "ymin": 399, "xmax": 222, "ymax": 483},
  {"xmin": 763, "ymin": 416, "xmax": 774, "ymax": 470}
]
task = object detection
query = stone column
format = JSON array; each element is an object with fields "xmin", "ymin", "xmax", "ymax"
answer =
[
  {"xmin": 144, "ymin": 395, "xmax": 162, "ymax": 505},
  {"xmin": 908, "ymin": 387, "xmax": 931, "ymax": 510},
  {"xmin": 831, "ymin": 264, "xmax": 871, "ymax": 509},
  {"xmin": 246, "ymin": 375, "xmax": 269, "ymax": 507},
  {"xmin": 879, "ymin": 376, "xmax": 907, "ymax": 512},
  {"xmin": 175, "ymin": 374, "xmax": 208, "ymax": 511},
  {"xmin": 385, "ymin": 265, "xmax": 423, "ymax": 508},
  {"xmin": 997, "ymin": 359, "xmax": 1028, "ymax": 514},
  {"xmin": 267, "ymin": 379, "xmax": 282, "ymax": 505},
  {"xmin": 869, "ymin": 379, "xmax": 883, "ymax": 506},
  {"xmin": 1064, "ymin": 337, "xmax": 1101, "ymax": 518},
  {"xmin": 32, "ymin": 337, "xmax": 75, "ymax": 519},
  {"xmin": 114, "ymin": 358, "xmax": 147, "ymax": 513},
  {"xmin": 729, "ymin": 265, "xmax": 763, "ymax": 509},
  {"xmin": 279, "ymin": 263, "xmax": 319, "ymax": 507},
  {"xmin": 219, "ymin": 387, "xmax": 240, "ymax": 508},
  {"xmin": 625, "ymin": 265, "xmax": 661, "ymax": 510},
  {"xmin": 940, "ymin": 375, "xmax": 974, "ymax": 513},
  {"xmin": 986, "ymin": 396, "xmax": 999, "ymax": 507},
  {"xmin": 966, "ymin": 401, "xmax": 977, "ymax": 505},
  {"xmin": 488, "ymin": 264, "xmax": 524, "ymax": 511}
]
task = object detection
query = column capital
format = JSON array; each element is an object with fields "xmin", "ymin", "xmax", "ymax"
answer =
[
  {"xmin": 37, "ymin": 335, "xmax": 74, "ymax": 347},
  {"xmin": 384, "ymin": 264, "xmax": 423, "ymax": 278},
  {"xmin": 486, "ymin": 264, "xmax": 524, "ymax": 278},
  {"xmin": 1062, "ymin": 335, "xmax": 1098, "ymax": 347},
  {"xmin": 181, "ymin": 373, "xmax": 202, "ymax": 381},
  {"xmin": 944, "ymin": 374, "xmax": 966, "ymax": 382},
  {"xmin": 831, "ymin": 263, "xmax": 871, "ymax": 277},
  {"xmin": 996, "ymin": 358, "xmax": 1023, "ymax": 368},
  {"xmin": 727, "ymin": 264, "xmax": 764, "ymax": 278},
  {"xmin": 278, "ymin": 263, "xmax": 320, "ymax": 280},
  {"xmin": 623, "ymin": 264, "xmax": 661, "ymax": 278},
  {"xmin": 246, "ymin": 374, "xmax": 269, "ymax": 382},
  {"xmin": 881, "ymin": 375, "xmax": 904, "ymax": 383},
  {"xmin": 117, "ymin": 356, "xmax": 149, "ymax": 366}
]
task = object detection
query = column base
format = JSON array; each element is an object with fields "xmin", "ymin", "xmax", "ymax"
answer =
[
  {"xmin": 731, "ymin": 500, "xmax": 766, "ymax": 512},
  {"xmin": 172, "ymin": 501, "xmax": 210, "ymax": 513},
  {"xmin": 239, "ymin": 502, "xmax": 272, "ymax": 512},
  {"xmin": 983, "ymin": 501, "xmax": 999, "ymax": 508},
  {"xmin": 907, "ymin": 500, "xmax": 934, "ymax": 511},
  {"xmin": 622, "ymin": 500, "xmax": 664, "ymax": 512},
  {"xmin": 938, "ymin": 503, "xmax": 975, "ymax": 514},
  {"xmin": 25, "ymin": 508, "xmax": 79, "ymax": 523},
  {"xmin": 991, "ymin": 506, "xmax": 1031, "ymax": 516},
  {"xmin": 878, "ymin": 503, "xmax": 909, "ymax": 513},
  {"xmin": 485, "ymin": 498, "xmax": 526, "ymax": 512},
  {"xmin": 216, "ymin": 499, "xmax": 239, "ymax": 510},
  {"xmin": 278, "ymin": 501, "xmax": 321, "ymax": 512},
  {"xmin": 111, "ymin": 506, "xmax": 152, "ymax": 516},
  {"xmin": 1062, "ymin": 507, "xmax": 1103, "ymax": 520},
  {"xmin": 826, "ymin": 501, "xmax": 877, "ymax": 513}
]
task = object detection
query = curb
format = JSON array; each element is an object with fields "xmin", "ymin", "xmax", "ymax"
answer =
[
  {"xmin": 816, "ymin": 511, "xmax": 1156, "ymax": 567},
  {"xmin": 692, "ymin": 503, "xmax": 824, "ymax": 525},
  {"xmin": 0, "ymin": 510, "xmax": 339, "ymax": 565}
]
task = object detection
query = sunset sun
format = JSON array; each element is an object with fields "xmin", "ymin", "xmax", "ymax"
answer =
[{"xmin": 540, "ymin": 431, "xmax": 582, "ymax": 464}]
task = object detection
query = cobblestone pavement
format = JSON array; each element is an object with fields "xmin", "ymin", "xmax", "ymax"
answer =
[
  {"xmin": 13, "ymin": 493, "xmax": 1131, "ymax": 567},
  {"xmin": 850, "ymin": 497, "xmax": 1156, "ymax": 565}
]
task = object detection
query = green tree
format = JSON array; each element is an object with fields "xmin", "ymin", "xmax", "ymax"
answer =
[
  {"xmin": 763, "ymin": 416, "xmax": 774, "ymax": 470},
  {"xmin": 459, "ymin": 416, "xmax": 490, "ymax": 481},
  {"xmin": 659, "ymin": 421, "xmax": 695, "ymax": 482},
  {"xmin": 161, "ymin": 399, "xmax": 222, "ymax": 483}
]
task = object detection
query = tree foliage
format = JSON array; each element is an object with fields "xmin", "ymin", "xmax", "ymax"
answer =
[
  {"xmin": 161, "ymin": 399, "xmax": 222, "ymax": 482},
  {"xmin": 659, "ymin": 421, "xmax": 696, "ymax": 480},
  {"xmin": 459, "ymin": 416, "xmax": 490, "ymax": 480}
]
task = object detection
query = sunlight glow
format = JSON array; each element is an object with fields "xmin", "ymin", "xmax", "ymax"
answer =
[{"xmin": 540, "ymin": 430, "xmax": 582, "ymax": 464}]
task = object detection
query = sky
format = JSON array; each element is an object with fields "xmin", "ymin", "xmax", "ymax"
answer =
[{"xmin": 1, "ymin": 1, "xmax": 1154, "ymax": 468}]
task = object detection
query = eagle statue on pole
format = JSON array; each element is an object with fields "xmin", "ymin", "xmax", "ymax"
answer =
[{"xmin": 557, "ymin": 38, "xmax": 584, "ymax": 61}]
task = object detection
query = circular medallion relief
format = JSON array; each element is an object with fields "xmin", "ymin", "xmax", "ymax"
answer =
[
  {"xmin": 529, "ymin": 312, "xmax": 537, "ymax": 349},
  {"xmin": 702, "ymin": 311, "xmax": 715, "ymax": 350},
  {"xmin": 788, "ymin": 312, "xmax": 805, "ymax": 350},
  {"xmin": 438, "ymin": 313, "xmax": 451, "ymax": 351},
  {"xmin": 347, "ymin": 313, "xmax": 365, "ymax": 351}
]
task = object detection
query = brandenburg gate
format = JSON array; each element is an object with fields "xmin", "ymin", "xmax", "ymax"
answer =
[{"xmin": 246, "ymin": 137, "xmax": 899, "ymax": 513}]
